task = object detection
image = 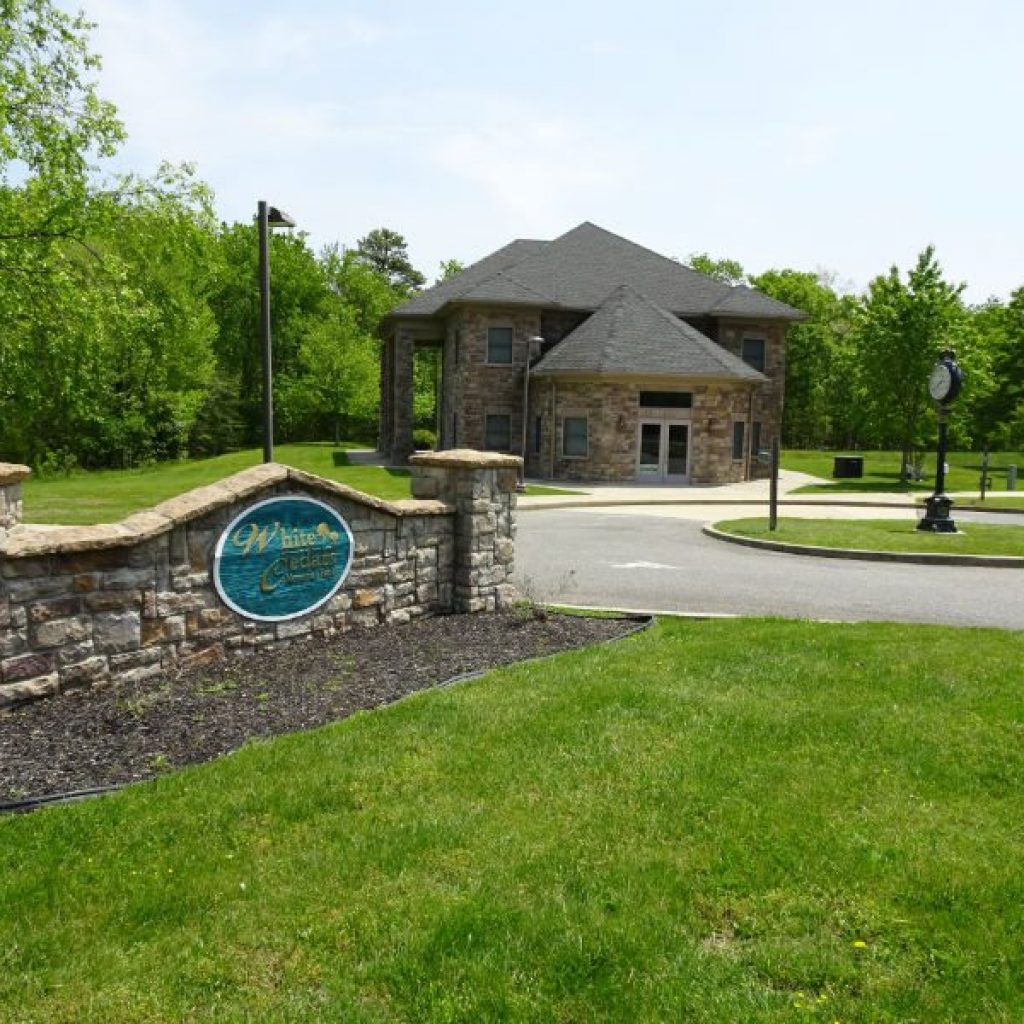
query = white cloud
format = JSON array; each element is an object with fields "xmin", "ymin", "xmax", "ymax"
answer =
[{"xmin": 428, "ymin": 103, "xmax": 634, "ymax": 228}]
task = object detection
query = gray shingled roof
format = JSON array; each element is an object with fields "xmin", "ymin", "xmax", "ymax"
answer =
[
  {"xmin": 391, "ymin": 222, "xmax": 805, "ymax": 321},
  {"xmin": 531, "ymin": 285, "xmax": 766, "ymax": 382},
  {"xmin": 394, "ymin": 238, "xmax": 547, "ymax": 316}
]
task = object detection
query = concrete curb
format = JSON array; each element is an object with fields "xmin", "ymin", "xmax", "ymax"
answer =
[
  {"xmin": 702, "ymin": 524, "xmax": 1024, "ymax": 568},
  {"xmin": 520, "ymin": 497, "xmax": 917, "ymax": 512}
]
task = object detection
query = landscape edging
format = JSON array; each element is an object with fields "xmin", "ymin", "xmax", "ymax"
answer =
[{"xmin": 702, "ymin": 524, "xmax": 1024, "ymax": 568}]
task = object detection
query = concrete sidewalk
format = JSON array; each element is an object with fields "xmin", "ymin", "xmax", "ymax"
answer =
[
  {"xmin": 519, "ymin": 470, "xmax": 921, "ymax": 511},
  {"xmin": 518, "ymin": 473, "xmax": 1018, "ymax": 519}
]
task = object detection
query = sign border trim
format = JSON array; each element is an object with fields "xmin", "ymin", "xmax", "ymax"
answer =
[{"xmin": 212, "ymin": 494, "xmax": 355, "ymax": 623}]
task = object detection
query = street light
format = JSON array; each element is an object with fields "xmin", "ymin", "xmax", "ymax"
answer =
[
  {"xmin": 258, "ymin": 201, "xmax": 297, "ymax": 463},
  {"xmin": 519, "ymin": 334, "xmax": 545, "ymax": 488}
]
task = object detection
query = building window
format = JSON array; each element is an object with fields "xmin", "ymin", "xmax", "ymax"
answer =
[
  {"xmin": 732, "ymin": 421, "xmax": 746, "ymax": 461},
  {"xmin": 639, "ymin": 391, "xmax": 692, "ymax": 409},
  {"xmin": 741, "ymin": 337, "xmax": 766, "ymax": 372},
  {"xmin": 563, "ymin": 416, "xmax": 588, "ymax": 457},
  {"xmin": 453, "ymin": 329, "xmax": 461, "ymax": 364},
  {"xmin": 533, "ymin": 415, "xmax": 542, "ymax": 454},
  {"xmin": 751, "ymin": 421, "xmax": 762, "ymax": 458},
  {"xmin": 487, "ymin": 326, "xmax": 514, "ymax": 364},
  {"xmin": 484, "ymin": 413, "xmax": 511, "ymax": 451}
]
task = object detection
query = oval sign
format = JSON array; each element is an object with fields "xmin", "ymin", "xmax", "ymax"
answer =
[{"xmin": 213, "ymin": 496, "xmax": 354, "ymax": 622}]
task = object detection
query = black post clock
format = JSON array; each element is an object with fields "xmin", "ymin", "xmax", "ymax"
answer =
[{"xmin": 917, "ymin": 349, "xmax": 964, "ymax": 533}]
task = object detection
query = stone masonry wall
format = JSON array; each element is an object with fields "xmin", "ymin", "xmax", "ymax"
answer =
[
  {"xmin": 0, "ymin": 454, "xmax": 520, "ymax": 707},
  {"xmin": 445, "ymin": 306, "xmax": 541, "ymax": 454},
  {"xmin": 525, "ymin": 378, "xmax": 756, "ymax": 484},
  {"xmin": 0, "ymin": 463, "xmax": 29, "ymax": 541},
  {"xmin": 717, "ymin": 318, "xmax": 786, "ymax": 480}
]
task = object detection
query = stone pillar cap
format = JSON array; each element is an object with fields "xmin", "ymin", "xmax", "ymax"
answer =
[
  {"xmin": 0, "ymin": 463, "xmax": 31, "ymax": 484},
  {"xmin": 409, "ymin": 449, "xmax": 522, "ymax": 470}
]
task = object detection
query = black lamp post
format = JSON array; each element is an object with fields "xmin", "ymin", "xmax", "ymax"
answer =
[
  {"xmin": 258, "ymin": 201, "xmax": 296, "ymax": 463},
  {"xmin": 917, "ymin": 349, "xmax": 963, "ymax": 533}
]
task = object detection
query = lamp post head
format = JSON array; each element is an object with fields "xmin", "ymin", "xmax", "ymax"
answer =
[{"xmin": 267, "ymin": 206, "xmax": 296, "ymax": 228}]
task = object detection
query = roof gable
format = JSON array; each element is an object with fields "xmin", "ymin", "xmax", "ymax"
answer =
[
  {"xmin": 392, "ymin": 238, "xmax": 547, "ymax": 316},
  {"xmin": 531, "ymin": 285, "xmax": 766, "ymax": 382}
]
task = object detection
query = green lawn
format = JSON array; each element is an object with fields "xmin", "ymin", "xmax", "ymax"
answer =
[
  {"xmin": 715, "ymin": 516, "xmax": 1024, "ymax": 556},
  {"xmin": 3, "ymin": 618, "xmax": 1024, "ymax": 1022},
  {"xmin": 958, "ymin": 496, "xmax": 1024, "ymax": 511},
  {"xmin": 782, "ymin": 449, "xmax": 1024, "ymax": 495},
  {"xmin": 17, "ymin": 445, "xmax": 578, "ymax": 525}
]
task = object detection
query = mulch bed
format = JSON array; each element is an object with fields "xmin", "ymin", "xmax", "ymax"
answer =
[{"xmin": 0, "ymin": 612, "xmax": 645, "ymax": 805}]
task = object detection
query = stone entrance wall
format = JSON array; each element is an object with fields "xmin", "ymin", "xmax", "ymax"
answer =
[{"xmin": 0, "ymin": 452, "xmax": 520, "ymax": 708}]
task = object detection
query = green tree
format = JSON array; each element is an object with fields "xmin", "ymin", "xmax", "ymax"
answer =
[
  {"xmin": 856, "ymin": 247, "xmax": 965, "ymax": 476},
  {"xmin": 208, "ymin": 222, "xmax": 332, "ymax": 445},
  {"xmin": 355, "ymin": 227, "xmax": 425, "ymax": 292},
  {"xmin": 0, "ymin": 0, "xmax": 124, "ymax": 184},
  {"xmin": 685, "ymin": 252, "xmax": 746, "ymax": 285},
  {"xmin": 750, "ymin": 268, "xmax": 862, "ymax": 448},
  {"xmin": 968, "ymin": 289, "xmax": 1024, "ymax": 449},
  {"xmin": 436, "ymin": 258, "xmax": 464, "ymax": 283}
]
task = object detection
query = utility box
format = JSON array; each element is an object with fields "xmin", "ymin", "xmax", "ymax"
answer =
[{"xmin": 833, "ymin": 456, "xmax": 864, "ymax": 479}]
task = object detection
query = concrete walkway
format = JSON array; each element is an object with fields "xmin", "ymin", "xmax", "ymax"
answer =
[
  {"xmin": 519, "ymin": 472, "xmax": 1019, "ymax": 519},
  {"xmin": 519, "ymin": 470, "xmax": 920, "ymax": 516}
]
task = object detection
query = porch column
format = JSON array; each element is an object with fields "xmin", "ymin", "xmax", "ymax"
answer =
[
  {"xmin": 392, "ymin": 330, "xmax": 415, "ymax": 464},
  {"xmin": 378, "ymin": 337, "xmax": 393, "ymax": 458}
]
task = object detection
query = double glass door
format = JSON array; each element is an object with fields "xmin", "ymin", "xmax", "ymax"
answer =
[{"xmin": 637, "ymin": 420, "xmax": 689, "ymax": 482}]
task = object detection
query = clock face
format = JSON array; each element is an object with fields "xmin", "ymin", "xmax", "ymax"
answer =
[{"xmin": 929, "ymin": 362, "xmax": 952, "ymax": 402}]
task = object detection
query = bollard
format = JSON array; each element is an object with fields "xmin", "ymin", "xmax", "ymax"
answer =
[{"xmin": 1008, "ymin": 465, "xmax": 1018, "ymax": 491}]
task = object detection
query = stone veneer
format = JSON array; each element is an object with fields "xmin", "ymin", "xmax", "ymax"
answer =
[
  {"xmin": 438, "ymin": 306, "xmax": 541, "ymax": 454},
  {"xmin": 0, "ymin": 452, "xmax": 520, "ymax": 707},
  {"xmin": 0, "ymin": 463, "xmax": 29, "ymax": 541},
  {"xmin": 382, "ymin": 308, "xmax": 788, "ymax": 485},
  {"xmin": 525, "ymin": 378, "xmax": 757, "ymax": 484}
]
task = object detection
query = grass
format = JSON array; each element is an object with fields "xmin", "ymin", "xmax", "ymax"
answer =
[
  {"xmin": 18, "ymin": 444, "xmax": 585, "ymax": 525},
  {"xmin": 3, "ymin": 617, "xmax": 1024, "ymax": 1021},
  {"xmin": 521, "ymin": 483, "xmax": 586, "ymax": 497},
  {"xmin": 714, "ymin": 516, "xmax": 1024, "ymax": 556},
  {"xmin": 20, "ymin": 443, "xmax": 411, "ymax": 524},
  {"xmin": 782, "ymin": 449, "xmax": 1024, "ymax": 495},
  {"xmin": 958, "ymin": 496, "xmax": 1024, "ymax": 511}
]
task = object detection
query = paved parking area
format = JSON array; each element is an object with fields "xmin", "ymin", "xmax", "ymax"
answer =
[{"xmin": 515, "ymin": 507, "xmax": 1024, "ymax": 629}]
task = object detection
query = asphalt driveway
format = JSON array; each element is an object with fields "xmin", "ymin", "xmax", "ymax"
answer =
[{"xmin": 515, "ymin": 507, "xmax": 1024, "ymax": 629}]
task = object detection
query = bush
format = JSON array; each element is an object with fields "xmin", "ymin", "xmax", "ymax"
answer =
[{"xmin": 413, "ymin": 429, "xmax": 436, "ymax": 451}]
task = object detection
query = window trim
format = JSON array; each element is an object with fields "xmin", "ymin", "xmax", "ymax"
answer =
[
  {"xmin": 731, "ymin": 420, "xmax": 746, "ymax": 462},
  {"xmin": 741, "ymin": 336, "xmax": 766, "ymax": 373},
  {"xmin": 486, "ymin": 325, "xmax": 515, "ymax": 366},
  {"xmin": 562, "ymin": 415, "xmax": 588, "ymax": 459},
  {"xmin": 484, "ymin": 412, "xmax": 512, "ymax": 452}
]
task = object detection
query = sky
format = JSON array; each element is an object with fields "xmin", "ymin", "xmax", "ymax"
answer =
[{"xmin": 75, "ymin": 0, "xmax": 1024, "ymax": 302}]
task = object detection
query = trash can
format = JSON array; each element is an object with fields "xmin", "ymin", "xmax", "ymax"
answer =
[{"xmin": 832, "ymin": 456, "xmax": 864, "ymax": 479}]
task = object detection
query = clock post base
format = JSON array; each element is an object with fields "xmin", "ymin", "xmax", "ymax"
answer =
[{"xmin": 917, "ymin": 494, "xmax": 957, "ymax": 533}]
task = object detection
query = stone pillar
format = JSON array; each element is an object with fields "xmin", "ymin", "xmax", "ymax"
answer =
[
  {"xmin": 0, "ymin": 463, "xmax": 29, "ymax": 541},
  {"xmin": 378, "ymin": 336, "xmax": 394, "ymax": 458},
  {"xmin": 392, "ymin": 330, "xmax": 415, "ymax": 464},
  {"xmin": 409, "ymin": 450, "xmax": 521, "ymax": 612}
]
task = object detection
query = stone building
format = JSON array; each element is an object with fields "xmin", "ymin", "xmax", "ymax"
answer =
[{"xmin": 379, "ymin": 222, "xmax": 805, "ymax": 484}]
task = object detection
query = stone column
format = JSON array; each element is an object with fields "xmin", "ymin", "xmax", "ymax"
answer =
[
  {"xmin": 0, "ymin": 463, "xmax": 30, "ymax": 541},
  {"xmin": 378, "ymin": 336, "xmax": 394, "ymax": 458},
  {"xmin": 392, "ymin": 330, "xmax": 416, "ymax": 464},
  {"xmin": 409, "ymin": 450, "xmax": 521, "ymax": 612}
]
